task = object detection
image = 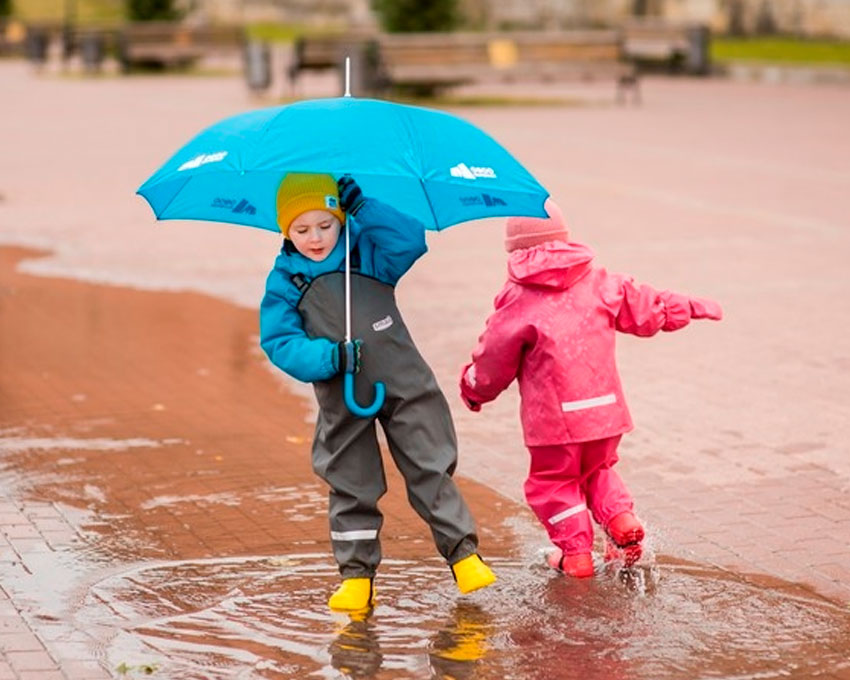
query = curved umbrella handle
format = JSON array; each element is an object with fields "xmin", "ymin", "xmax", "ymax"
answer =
[{"xmin": 344, "ymin": 372, "xmax": 385, "ymax": 418}]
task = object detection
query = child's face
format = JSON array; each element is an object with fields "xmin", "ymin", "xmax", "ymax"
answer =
[{"xmin": 289, "ymin": 210, "xmax": 342, "ymax": 261}]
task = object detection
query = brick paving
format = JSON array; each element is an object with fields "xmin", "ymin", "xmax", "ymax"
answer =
[{"xmin": 0, "ymin": 246, "xmax": 521, "ymax": 679}]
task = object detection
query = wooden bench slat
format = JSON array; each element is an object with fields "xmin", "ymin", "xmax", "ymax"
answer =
[{"xmin": 288, "ymin": 29, "xmax": 640, "ymax": 101}]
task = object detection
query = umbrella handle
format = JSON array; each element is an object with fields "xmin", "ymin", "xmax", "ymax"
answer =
[{"xmin": 344, "ymin": 372, "xmax": 386, "ymax": 418}]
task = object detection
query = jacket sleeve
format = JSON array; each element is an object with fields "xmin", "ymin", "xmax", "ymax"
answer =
[
  {"xmin": 605, "ymin": 273, "xmax": 722, "ymax": 337},
  {"xmin": 460, "ymin": 285, "xmax": 534, "ymax": 409},
  {"xmin": 259, "ymin": 270, "xmax": 338, "ymax": 383},
  {"xmin": 353, "ymin": 198, "xmax": 428, "ymax": 284}
]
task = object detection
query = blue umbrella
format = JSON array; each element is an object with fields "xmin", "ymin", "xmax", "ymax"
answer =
[{"xmin": 138, "ymin": 96, "xmax": 549, "ymax": 416}]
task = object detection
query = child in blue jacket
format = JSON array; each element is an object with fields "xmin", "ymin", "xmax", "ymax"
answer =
[{"xmin": 260, "ymin": 173, "xmax": 495, "ymax": 611}]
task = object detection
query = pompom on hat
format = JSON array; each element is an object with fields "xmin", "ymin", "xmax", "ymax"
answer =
[
  {"xmin": 504, "ymin": 198, "xmax": 570, "ymax": 252},
  {"xmin": 276, "ymin": 173, "xmax": 346, "ymax": 238}
]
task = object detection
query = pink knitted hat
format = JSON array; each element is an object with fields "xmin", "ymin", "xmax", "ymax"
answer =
[{"xmin": 504, "ymin": 198, "xmax": 569, "ymax": 252}]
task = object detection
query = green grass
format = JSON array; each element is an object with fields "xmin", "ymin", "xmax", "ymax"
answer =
[
  {"xmin": 712, "ymin": 37, "xmax": 850, "ymax": 67},
  {"xmin": 245, "ymin": 22, "xmax": 345, "ymax": 44},
  {"xmin": 12, "ymin": 0, "xmax": 123, "ymax": 24}
]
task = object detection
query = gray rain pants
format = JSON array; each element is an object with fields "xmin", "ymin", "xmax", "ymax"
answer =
[{"xmin": 296, "ymin": 270, "xmax": 479, "ymax": 578}]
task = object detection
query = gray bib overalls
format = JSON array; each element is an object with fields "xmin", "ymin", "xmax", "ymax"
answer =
[{"xmin": 294, "ymin": 263, "xmax": 479, "ymax": 579}]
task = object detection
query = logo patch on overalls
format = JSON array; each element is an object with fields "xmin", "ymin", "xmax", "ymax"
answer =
[
  {"xmin": 372, "ymin": 315, "xmax": 393, "ymax": 332},
  {"xmin": 325, "ymin": 195, "xmax": 338, "ymax": 210}
]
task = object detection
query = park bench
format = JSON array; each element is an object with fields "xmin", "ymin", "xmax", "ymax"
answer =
[
  {"xmin": 289, "ymin": 30, "xmax": 638, "ymax": 102},
  {"xmin": 117, "ymin": 22, "xmax": 244, "ymax": 72},
  {"xmin": 377, "ymin": 30, "xmax": 637, "ymax": 99},
  {"xmin": 623, "ymin": 19, "xmax": 710, "ymax": 75}
]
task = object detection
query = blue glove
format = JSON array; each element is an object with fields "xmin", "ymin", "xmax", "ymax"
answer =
[
  {"xmin": 337, "ymin": 175, "xmax": 366, "ymax": 216},
  {"xmin": 334, "ymin": 340, "xmax": 362, "ymax": 375}
]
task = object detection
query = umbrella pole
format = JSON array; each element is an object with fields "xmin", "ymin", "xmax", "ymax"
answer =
[
  {"xmin": 345, "ymin": 219, "xmax": 351, "ymax": 343},
  {"xmin": 344, "ymin": 56, "xmax": 351, "ymax": 98},
  {"xmin": 341, "ymin": 58, "xmax": 387, "ymax": 417},
  {"xmin": 344, "ymin": 54, "xmax": 352, "ymax": 342},
  {"xmin": 343, "ymin": 55, "xmax": 352, "ymax": 342}
]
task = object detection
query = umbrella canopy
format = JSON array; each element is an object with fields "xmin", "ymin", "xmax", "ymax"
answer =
[
  {"xmin": 138, "ymin": 96, "xmax": 550, "ymax": 418},
  {"xmin": 137, "ymin": 97, "xmax": 549, "ymax": 232}
]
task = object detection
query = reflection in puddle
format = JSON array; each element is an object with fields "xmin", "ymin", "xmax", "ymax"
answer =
[{"xmin": 77, "ymin": 553, "xmax": 850, "ymax": 679}]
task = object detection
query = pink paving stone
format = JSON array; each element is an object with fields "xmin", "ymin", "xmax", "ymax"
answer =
[
  {"xmin": 814, "ymin": 503, "xmax": 850, "ymax": 522},
  {"xmin": 0, "ymin": 632, "xmax": 45, "ymax": 653},
  {"xmin": 791, "ymin": 537, "xmax": 850, "ymax": 559},
  {"xmin": 812, "ymin": 562, "xmax": 850, "ymax": 584},
  {"xmin": 40, "ymin": 531, "xmax": 79, "ymax": 548},
  {"xmin": 21, "ymin": 505, "xmax": 63, "ymax": 519},
  {"xmin": 6, "ymin": 650, "xmax": 58, "ymax": 672},
  {"xmin": 803, "ymin": 579, "xmax": 850, "ymax": 606},
  {"xmin": 0, "ymin": 662, "xmax": 15, "ymax": 680},
  {"xmin": 760, "ymin": 559, "xmax": 815, "ymax": 584},
  {"xmin": 0, "ymin": 617, "xmax": 31, "ymax": 635},
  {"xmin": 1, "ymin": 525, "xmax": 42, "ymax": 541},
  {"xmin": 31, "ymin": 519, "xmax": 74, "ymax": 533},
  {"xmin": 57, "ymin": 660, "xmax": 112, "ymax": 679},
  {"xmin": 18, "ymin": 672, "xmax": 66, "ymax": 680},
  {"xmin": 0, "ymin": 549, "xmax": 19, "ymax": 563},
  {"xmin": 0, "ymin": 514, "xmax": 28, "ymax": 526}
]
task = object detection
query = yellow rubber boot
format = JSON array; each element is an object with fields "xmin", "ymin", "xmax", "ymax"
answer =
[
  {"xmin": 328, "ymin": 577, "xmax": 375, "ymax": 612},
  {"xmin": 451, "ymin": 554, "xmax": 496, "ymax": 594}
]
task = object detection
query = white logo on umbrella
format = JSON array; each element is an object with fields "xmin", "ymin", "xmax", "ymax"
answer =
[
  {"xmin": 450, "ymin": 163, "xmax": 497, "ymax": 180},
  {"xmin": 178, "ymin": 151, "xmax": 229, "ymax": 172}
]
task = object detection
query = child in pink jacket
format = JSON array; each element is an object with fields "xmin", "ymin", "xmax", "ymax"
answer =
[{"xmin": 459, "ymin": 200, "xmax": 722, "ymax": 577}]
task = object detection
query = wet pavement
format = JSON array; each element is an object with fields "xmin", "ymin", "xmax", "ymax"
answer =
[
  {"xmin": 2, "ymin": 60, "xmax": 850, "ymax": 678},
  {"xmin": 3, "ymin": 247, "xmax": 850, "ymax": 679},
  {"xmin": 0, "ymin": 246, "xmax": 519, "ymax": 678}
]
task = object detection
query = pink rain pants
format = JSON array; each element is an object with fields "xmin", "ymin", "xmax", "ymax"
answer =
[{"xmin": 524, "ymin": 434, "xmax": 633, "ymax": 556}]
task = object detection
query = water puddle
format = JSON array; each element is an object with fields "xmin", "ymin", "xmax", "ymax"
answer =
[{"xmin": 76, "ymin": 553, "xmax": 850, "ymax": 679}]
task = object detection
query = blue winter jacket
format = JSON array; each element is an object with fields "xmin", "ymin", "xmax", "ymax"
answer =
[{"xmin": 260, "ymin": 199, "xmax": 428, "ymax": 383}]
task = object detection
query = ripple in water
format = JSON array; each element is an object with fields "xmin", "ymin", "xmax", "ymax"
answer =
[{"xmin": 77, "ymin": 553, "xmax": 850, "ymax": 679}]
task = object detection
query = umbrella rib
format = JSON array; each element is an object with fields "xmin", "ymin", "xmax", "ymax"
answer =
[
  {"xmin": 150, "ymin": 175, "xmax": 193, "ymax": 221},
  {"xmin": 418, "ymin": 178, "xmax": 441, "ymax": 231}
]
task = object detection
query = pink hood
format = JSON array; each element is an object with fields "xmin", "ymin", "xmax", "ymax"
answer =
[{"xmin": 507, "ymin": 241, "xmax": 595, "ymax": 290}]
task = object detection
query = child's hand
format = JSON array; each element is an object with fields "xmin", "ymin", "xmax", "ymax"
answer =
[
  {"xmin": 461, "ymin": 394, "xmax": 482, "ymax": 412},
  {"xmin": 335, "ymin": 340, "xmax": 362, "ymax": 374},
  {"xmin": 459, "ymin": 364, "xmax": 482, "ymax": 411},
  {"xmin": 689, "ymin": 297, "xmax": 723, "ymax": 321},
  {"xmin": 337, "ymin": 175, "xmax": 366, "ymax": 215}
]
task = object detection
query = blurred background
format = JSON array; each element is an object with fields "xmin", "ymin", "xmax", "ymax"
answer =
[{"xmin": 2, "ymin": 0, "xmax": 849, "ymax": 94}]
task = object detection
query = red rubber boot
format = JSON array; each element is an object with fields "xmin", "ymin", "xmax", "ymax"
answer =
[
  {"xmin": 605, "ymin": 511, "xmax": 644, "ymax": 567},
  {"xmin": 546, "ymin": 549, "xmax": 595, "ymax": 578}
]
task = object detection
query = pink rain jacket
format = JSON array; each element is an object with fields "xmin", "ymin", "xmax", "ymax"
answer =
[{"xmin": 460, "ymin": 241, "xmax": 722, "ymax": 446}]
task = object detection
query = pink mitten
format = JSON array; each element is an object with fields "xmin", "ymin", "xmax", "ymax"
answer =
[
  {"xmin": 459, "ymin": 364, "xmax": 482, "ymax": 412},
  {"xmin": 461, "ymin": 393, "xmax": 482, "ymax": 412},
  {"xmin": 690, "ymin": 297, "xmax": 723, "ymax": 321}
]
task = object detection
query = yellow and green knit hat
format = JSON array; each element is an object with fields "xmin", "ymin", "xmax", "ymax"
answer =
[{"xmin": 275, "ymin": 173, "xmax": 345, "ymax": 238}]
